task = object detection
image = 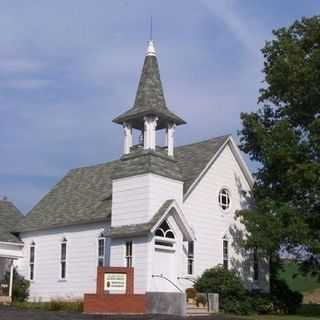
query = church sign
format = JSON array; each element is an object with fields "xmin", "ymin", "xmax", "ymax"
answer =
[{"xmin": 104, "ymin": 273, "xmax": 127, "ymax": 293}]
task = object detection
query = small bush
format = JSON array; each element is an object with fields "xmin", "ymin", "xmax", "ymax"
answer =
[
  {"xmin": 194, "ymin": 266, "xmax": 251, "ymax": 314},
  {"xmin": 186, "ymin": 287, "xmax": 197, "ymax": 300},
  {"xmin": 223, "ymin": 297, "xmax": 252, "ymax": 315},
  {"xmin": 4, "ymin": 268, "xmax": 30, "ymax": 302},
  {"xmin": 249, "ymin": 292, "xmax": 273, "ymax": 314}
]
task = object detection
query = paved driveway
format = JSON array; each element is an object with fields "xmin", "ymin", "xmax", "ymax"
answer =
[{"xmin": 0, "ymin": 306, "xmax": 239, "ymax": 320}]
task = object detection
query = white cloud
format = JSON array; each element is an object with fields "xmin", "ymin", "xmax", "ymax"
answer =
[{"xmin": 201, "ymin": 0, "xmax": 266, "ymax": 59}]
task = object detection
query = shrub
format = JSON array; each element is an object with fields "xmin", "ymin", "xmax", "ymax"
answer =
[
  {"xmin": 186, "ymin": 287, "xmax": 197, "ymax": 300},
  {"xmin": 249, "ymin": 292, "xmax": 274, "ymax": 314},
  {"xmin": 14, "ymin": 300, "xmax": 84, "ymax": 312},
  {"xmin": 270, "ymin": 277, "xmax": 303, "ymax": 314},
  {"xmin": 223, "ymin": 297, "xmax": 252, "ymax": 315},
  {"xmin": 194, "ymin": 266, "xmax": 251, "ymax": 314},
  {"xmin": 4, "ymin": 268, "xmax": 30, "ymax": 302}
]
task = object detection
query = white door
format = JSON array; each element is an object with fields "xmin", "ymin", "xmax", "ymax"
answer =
[{"xmin": 151, "ymin": 248, "xmax": 177, "ymax": 292}]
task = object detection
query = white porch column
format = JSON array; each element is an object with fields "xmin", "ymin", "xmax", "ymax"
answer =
[
  {"xmin": 8, "ymin": 260, "xmax": 13, "ymax": 299},
  {"xmin": 123, "ymin": 123, "xmax": 132, "ymax": 155},
  {"xmin": 144, "ymin": 116, "xmax": 158, "ymax": 150},
  {"xmin": 167, "ymin": 123, "xmax": 176, "ymax": 157}
]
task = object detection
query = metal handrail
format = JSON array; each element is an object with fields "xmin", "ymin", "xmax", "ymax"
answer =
[
  {"xmin": 177, "ymin": 276, "xmax": 197, "ymax": 284},
  {"xmin": 152, "ymin": 274, "xmax": 183, "ymax": 293}
]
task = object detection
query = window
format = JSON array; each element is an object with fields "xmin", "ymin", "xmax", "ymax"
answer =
[
  {"xmin": 98, "ymin": 234, "xmax": 105, "ymax": 267},
  {"xmin": 29, "ymin": 241, "xmax": 35, "ymax": 281},
  {"xmin": 155, "ymin": 220, "xmax": 175, "ymax": 239},
  {"xmin": 219, "ymin": 188, "xmax": 231, "ymax": 211},
  {"xmin": 253, "ymin": 248, "xmax": 259, "ymax": 281},
  {"xmin": 223, "ymin": 239, "xmax": 229, "ymax": 270},
  {"xmin": 125, "ymin": 241, "xmax": 133, "ymax": 268},
  {"xmin": 187, "ymin": 241, "xmax": 194, "ymax": 275},
  {"xmin": 154, "ymin": 220, "xmax": 176, "ymax": 248},
  {"xmin": 60, "ymin": 238, "xmax": 67, "ymax": 280}
]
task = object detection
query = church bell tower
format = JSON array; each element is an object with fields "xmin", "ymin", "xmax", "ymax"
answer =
[
  {"xmin": 111, "ymin": 40, "xmax": 186, "ymax": 227},
  {"xmin": 113, "ymin": 40, "xmax": 186, "ymax": 157}
]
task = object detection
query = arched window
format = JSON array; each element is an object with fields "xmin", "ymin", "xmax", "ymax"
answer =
[
  {"xmin": 155, "ymin": 220, "xmax": 175, "ymax": 239},
  {"xmin": 60, "ymin": 237, "xmax": 67, "ymax": 280},
  {"xmin": 29, "ymin": 241, "xmax": 35, "ymax": 281},
  {"xmin": 154, "ymin": 220, "xmax": 175, "ymax": 248},
  {"xmin": 97, "ymin": 232, "xmax": 105, "ymax": 267}
]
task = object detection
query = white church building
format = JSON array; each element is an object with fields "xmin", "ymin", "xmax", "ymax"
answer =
[{"xmin": 2, "ymin": 40, "xmax": 269, "ymax": 313}]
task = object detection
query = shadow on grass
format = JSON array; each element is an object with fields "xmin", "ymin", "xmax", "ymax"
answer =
[{"xmin": 297, "ymin": 304, "xmax": 320, "ymax": 317}]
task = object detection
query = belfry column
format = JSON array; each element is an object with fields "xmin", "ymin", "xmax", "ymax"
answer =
[
  {"xmin": 166, "ymin": 123, "xmax": 176, "ymax": 157},
  {"xmin": 123, "ymin": 123, "xmax": 132, "ymax": 154},
  {"xmin": 144, "ymin": 116, "xmax": 158, "ymax": 150}
]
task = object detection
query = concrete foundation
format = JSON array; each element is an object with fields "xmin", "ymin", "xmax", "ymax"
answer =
[
  {"xmin": 146, "ymin": 292, "xmax": 186, "ymax": 316},
  {"xmin": 207, "ymin": 293, "xmax": 219, "ymax": 313},
  {"xmin": 0, "ymin": 296, "xmax": 11, "ymax": 304}
]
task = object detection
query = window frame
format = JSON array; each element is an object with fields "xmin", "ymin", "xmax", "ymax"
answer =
[
  {"xmin": 154, "ymin": 220, "xmax": 176, "ymax": 251},
  {"xmin": 29, "ymin": 241, "xmax": 35, "ymax": 281},
  {"xmin": 187, "ymin": 241, "xmax": 194, "ymax": 275},
  {"xmin": 223, "ymin": 239, "xmax": 229, "ymax": 270},
  {"xmin": 125, "ymin": 241, "xmax": 133, "ymax": 268},
  {"xmin": 218, "ymin": 188, "xmax": 231, "ymax": 212},
  {"xmin": 60, "ymin": 238, "xmax": 67, "ymax": 280},
  {"xmin": 97, "ymin": 234, "xmax": 105, "ymax": 267}
]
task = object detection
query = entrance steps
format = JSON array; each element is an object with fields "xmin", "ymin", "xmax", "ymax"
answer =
[{"xmin": 186, "ymin": 303, "xmax": 210, "ymax": 317}]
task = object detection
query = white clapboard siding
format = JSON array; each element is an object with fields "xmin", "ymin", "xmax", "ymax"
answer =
[
  {"xmin": 112, "ymin": 173, "xmax": 183, "ymax": 227},
  {"xmin": 18, "ymin": 222, "xmax": 107, "ymax": 301},
  {"xmin": 110, "ymin": 236, "xmax": 151, "ymax": 294},
  {"xmin": 182, "ymin": 142, "xmax": 257, "ymax": 284}
]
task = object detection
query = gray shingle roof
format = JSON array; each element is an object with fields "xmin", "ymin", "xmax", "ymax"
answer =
[
  {"xmin": 0, "ymin": 200, "xmax": 23, "ymax": 243},
  {"xmin": 174, "ymin": 135, "xmax": 230, "ymax": 193},
  {"xmin": 15, "ymin": 162, "xmax": 116, "ymax": 233},
  {"xmin": 112, "ymin": 55, "xmax": 185, "ymax": 130},
  {"xmin": 111, "ymin": 148, "xmax": 183, "ymax": 181},
  {"xmin": 108, "ymin": 200, "xmax": 174, "ymax": 238},
  {"xmin": 15, "ymin": 135, "xmax": 229, "ymax": 233}
]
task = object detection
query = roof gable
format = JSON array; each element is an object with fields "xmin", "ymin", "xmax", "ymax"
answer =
[{"xmin": 183, "ymin": 136, "xmax": 254, "ymax": 200}]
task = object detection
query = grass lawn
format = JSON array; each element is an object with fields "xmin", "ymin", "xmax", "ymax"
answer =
[
  {"xmin": 218, "ymin": 304, "xmax": 320, "ymax": 319},
  {"xmin": 279, "ymin": 262, "xmax": 320, "ymax": 293}
]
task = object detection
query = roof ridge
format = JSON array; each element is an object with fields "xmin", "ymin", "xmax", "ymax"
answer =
[
  {"xmin": 65, "ymin": 135, "xmax": 232, "ymax": 173},
  {"xmin": 175, "ymin": 134, "xmax": 231, "ymax": 150}
]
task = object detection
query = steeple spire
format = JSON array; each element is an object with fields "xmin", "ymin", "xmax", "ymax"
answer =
[
  {"xmin": 146, "ymin": 16, "xmax": 156, "ymax": 56},
  {"xmin": 113, "ymin": 38, "xmax": 186, "ymax": 156}
]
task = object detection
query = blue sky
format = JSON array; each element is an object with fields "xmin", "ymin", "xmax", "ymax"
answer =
[{"xmin": 1, "ymin": 0, "xmax": 319, "ymax": 213}]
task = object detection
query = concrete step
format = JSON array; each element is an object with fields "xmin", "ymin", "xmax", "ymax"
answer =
[{"xmin": 187, "ymin": 304, "xmax": 210, "ymax": 316}]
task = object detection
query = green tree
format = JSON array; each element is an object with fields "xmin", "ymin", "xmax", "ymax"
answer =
[{"xmin": 238, "ymin": 16, "xmax": 320, "ymax": 278}]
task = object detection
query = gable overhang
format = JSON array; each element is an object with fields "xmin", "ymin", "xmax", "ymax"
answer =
[
  {"xmin": 150, "ymin": 200, "xmax": 195, "ymax": 241},
  {"xmin": 0, "ymin": 241, "xmax": 24, "ymax": 259},
  {"xmin": 183, "ymin": 135, "xmax": 254, "ymax": 201}
]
